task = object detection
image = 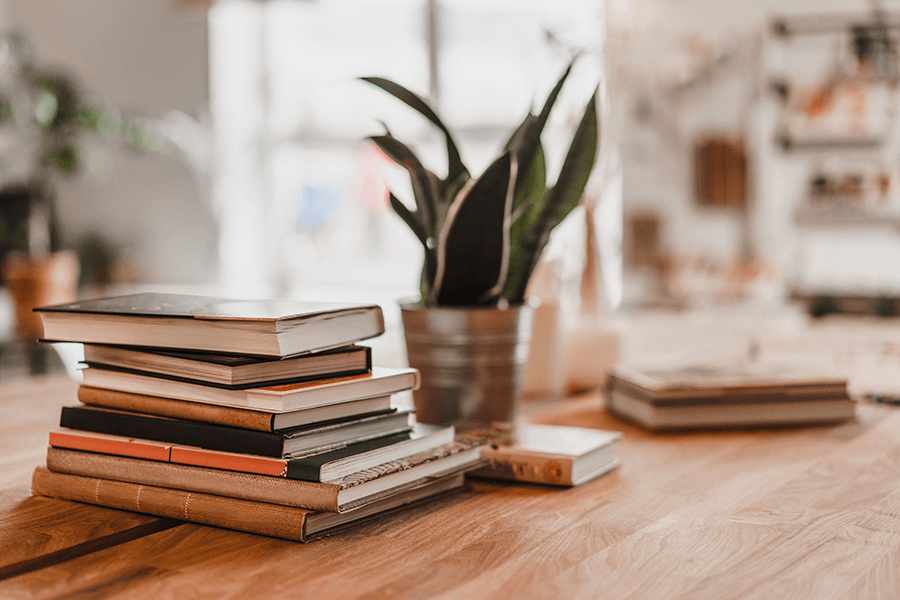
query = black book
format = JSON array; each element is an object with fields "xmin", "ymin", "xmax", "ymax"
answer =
[
  {"xmin": 80, "ymin": 344, "xmax": 372, "ymax": 389},
  {"xmin": 59, "ymin": 405, "xmax": 412, "ymax": 458}
]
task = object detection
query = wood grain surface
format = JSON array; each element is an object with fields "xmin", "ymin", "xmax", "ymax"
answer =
[
  {"xmin": 1, "ymin": 312, "xmax": 900, "ymax": 599},
  {"xmin": 0, "ymin": 376, "xmax": 178, "ymax": 582}
]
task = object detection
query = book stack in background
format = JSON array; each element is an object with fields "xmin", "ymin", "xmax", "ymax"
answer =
[
  {"xmin": 31, "ymin": 293, "xmax": 483, "ymax": 542},
  {"xmin": 605, "ymin": 361, "xmax": 857, "ymax": 431}
]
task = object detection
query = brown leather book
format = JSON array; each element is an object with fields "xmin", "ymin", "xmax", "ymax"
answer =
[
  {"xmin": 45, "ymin": 443, "xmax": 482, "ymax": 513},
  {"xmin": 31, "ymin": 467, "xmax": 465, "ymax": 542},
  {"xmin": 77, "ymin": 386, "xmax": 394, "ymax": 432}
]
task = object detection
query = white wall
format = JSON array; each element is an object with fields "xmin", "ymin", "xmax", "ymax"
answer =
[{"xmin": 1, "ymin": 0, "xmax": 216, "ymax": 285}]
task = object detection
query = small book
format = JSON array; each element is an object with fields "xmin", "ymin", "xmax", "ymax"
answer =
[
  {"xmin": 77, "ymin": 386, "xmax": 394, "ymax": 432},
  {"xmin": 469, "ymin": 424, "xmax": 622, "ymax": 487},
  {"xmin": 59, "ymin": 405, "xmax": 413, "ymax": 458},
  {"xmin": 49, "ymin": 423, "xmax": 455, "ymax": 482},
  {"xmin": 45, "ymin": 442, "xmax": 482, "ymax": 513},
  {"xmin": 36, "ymin": 292, "xmax": 385, "ymax": 357},
  {"xmin": 31, "ymin": 466, "xmax": 465, "ymax": 543},
  {"xmin": 606, "ymin": 361, "xmax": 857, "ymax": 431},
  {"xmin": 81, "ymin": 343, "xmax": 372, "ymax": 389},
  {"xmin": 80, "ymin": 365, "xmax": 420, "ymax": 412}
]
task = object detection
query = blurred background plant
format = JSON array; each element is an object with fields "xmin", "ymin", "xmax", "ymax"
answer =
[{"xmin": 0, "ymin": 31, "xmax": 166, "ymax": 261}]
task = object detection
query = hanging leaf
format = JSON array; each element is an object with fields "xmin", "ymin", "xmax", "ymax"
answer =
[
  {"xmin": 433, "ymin": 153, "xmax": 516, "ymax": 306},
  {"xmin": 370, "ymin": 134, "xmax": 438, "ymax": 236},
  {"xmin": 361, "ymin": 77, "xmax": 468, "ymax": 194},
  {"xmin": 389, "ymin": 192, "xmax": 427, "ymax": 246}
]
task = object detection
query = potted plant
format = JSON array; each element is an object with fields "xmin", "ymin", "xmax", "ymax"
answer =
[
  {"xmin": 363, "ymin": 58, "xmax": 600, "ymax": 425},
  {"xmin": 0, "ymin": 33, "xmax": 159, "ymax": 369}
]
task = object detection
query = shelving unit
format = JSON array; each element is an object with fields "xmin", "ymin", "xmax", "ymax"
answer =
[{"xmin": 766, "ymin": 9, "xmax": 900, "ymax": 313}]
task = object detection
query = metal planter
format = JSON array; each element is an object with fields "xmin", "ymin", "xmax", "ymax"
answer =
[{"xmin": 400, "ymin": 301, "xmax": 535, "ymax": 427}]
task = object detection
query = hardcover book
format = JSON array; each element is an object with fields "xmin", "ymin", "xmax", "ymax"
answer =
[
  {"xmin": 49, "ymin": 423, "xmax": 456, "ymax": 482},
  {"xmin": 469, "ymin": 424, "xmax": 621, "ymax": 486},
  {"xmin": 606, "ymin": 361, "xmax": 856, "ymax": 431},
  {"xmin": 79, "ymin": 365, "xmax": 420, "ymax": 412},
  {"xmin": 81, "ymin": 343, "xmax": 372, "ymax": 388},
  {"xmin": 59, "ymin": 404, "xmax": 413, "ymax": 458},
  {"xmin": 77, "ymin": 386, "xmax": 394, "ymax": 432},
  {"xmin": 36, "ymin": 292, "xmax": 385, "ymax": 357},
  {"xmin": 45, "ymin": 441, "xmax": 483, "ymax": 513},
  {"xmin": 31, "ymin": 466, "xmax": 465, "ymax": 543}
]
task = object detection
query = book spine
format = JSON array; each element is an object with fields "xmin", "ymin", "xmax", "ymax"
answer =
[
  {"xmin": 471, "ymin": 455, "xmax": 575, "ymax": 487},
  {"xmin": 78, "ymin": 386, "xmax": 276, "ymax": 432},
  {"xmin": 49, "ymin": 428, "xmax": 293, "ymax": 478},
  {"xmin": 60, "ymin": 405, "xmax": 285, "ymax": 457},
  {"xmin": 46, "ymin": 447, "xmax": 341, "ymax": 512},
  {"xmin": 31, "ymin": 467, "xmax": 311, "ymax": 542}
]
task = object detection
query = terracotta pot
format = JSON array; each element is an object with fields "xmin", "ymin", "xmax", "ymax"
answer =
[
  {"xmin": 3, "ymin": 251, "xmax": 79, "ymax": 344},
  {"xmin": 400, "ymin": 301, "xmax": 534, "ymax": 427}
]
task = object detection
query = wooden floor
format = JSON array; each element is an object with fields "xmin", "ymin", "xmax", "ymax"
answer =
[{"xmin": 2, "ymin": 369, "xmax": 900, "ymax": 599}]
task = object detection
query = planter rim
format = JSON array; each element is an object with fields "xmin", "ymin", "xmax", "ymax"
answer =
[{"xmin": 398, "ymin": 297, "xmax": 540, "ymax": 312}]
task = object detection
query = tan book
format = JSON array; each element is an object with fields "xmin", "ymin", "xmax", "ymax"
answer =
[
  {"xmin": 606, "ymin": 361, "xmax": 856, "ymax": 431},
  {"xmin": 608, "ymin": 362, "xmax": 850, "ymax": 404},
  {"xmin": 469, "ymin": 424, "xmax": 621, "ymax": 487},
  {"xmin": 80, "ymin": 366, "xmax": 419, "ymax": 412},
  {"xmin": 606, "ymin": 388, "xmax": 857, "ymax": 431},
  {"xmin": 45, "ymin": 442, "xmax": 482, "ymax": 513},
  {"xmin": 81, "ymin": 343, "xmax": 372, "ymax": 388},
  {"xmin": 36, "ymin": 292, "xmax": 385, "ymax": 357},
  {"xmin": 31, "ymin": 467, "xmax": 464, "ymax": 543},
  {"xmin": 77, "ymin": 386, "xmax": 394, "ymax": 432}
]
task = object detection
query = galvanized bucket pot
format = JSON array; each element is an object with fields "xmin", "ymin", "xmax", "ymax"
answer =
[{"xmin": 400, "ymin": 301, "xmax": 535, "ymax": 427}]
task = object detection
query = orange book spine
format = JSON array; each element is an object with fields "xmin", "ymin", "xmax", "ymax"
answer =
[{"xmin": 49, "ymin": 429, "xmax": 173, "ymax": 462}]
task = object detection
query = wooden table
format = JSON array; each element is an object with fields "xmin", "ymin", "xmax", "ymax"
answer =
[{"xmin": 2, "ymin": 371, "xmax": 900, "ymax": 599}]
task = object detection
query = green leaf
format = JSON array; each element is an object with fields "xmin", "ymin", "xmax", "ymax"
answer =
[
  {"xmin": 544, "ymin": 88, "xmax": 600, "ymax": 230},
  {"xmin": 389, "ymin": 192, "xmax": 427, "ymax": 246},
  {"xmin": 504, "ymin": 143, "xmax": 547, "ymax": 300},
  {"xmin": 504, "ymin": 60, "xmax": 574, "ymax": 192},
  {"xmin": 433, "ymin": 153, "xmax": 516, "ymax": 306},
  {"xmin": 508, "ymin": 89, "xmax": 600, "ymax": 303},
  {"xmin": 370, "ymin": 135, "xmax": 439, "ymax": 236},
  {"xmin": 511, "ymin": 141, "xmax": 546, "ymax": 216},
  {"xmin": 361, "ymin": 77, "xmax": 468, "ymax": 192}
]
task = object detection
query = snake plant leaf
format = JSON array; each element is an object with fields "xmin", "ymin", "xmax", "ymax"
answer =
[
  {"xmin": 504, "ymin": 60, "xmax": 574, "ymax": 193},
  {"xmin": 370, "ymin": 134, "xmax": 438, "ymax": 236},
  {"xmin": 389, "ymin": 192, "xmax": 427, "ymax": 247},
  {"xmin": 512, "ymin": 141, "xmax": 547, "ymax": 222},
  {"xmin": 361, "ymin": 76, "xmax": 468, "ymax": 194},
  {"xmin": 507, "ymin": 88, "xmax": 600, "ymax": 303},
  {"xmin": 504, "ymin": 143, "xmax": 547, "ymax": 300},
  {"xmin": 543, "ymin": 87, "xmax": 600, "ymax": 231},
  {"xmin": 433, "ymin": 153, "xmax": 516, "ymax": 306}
]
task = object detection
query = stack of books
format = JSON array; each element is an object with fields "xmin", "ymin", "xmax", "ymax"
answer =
[
  {"xmin": 605, "ymin": 361, "xmax": 857, "ymax": 431},
  {"xmin": 31, "ymin": 292, "xmax": 482, "ymax": 542}
]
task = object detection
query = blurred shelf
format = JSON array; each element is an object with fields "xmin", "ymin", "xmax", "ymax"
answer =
[
  {"xmin": 795, "ymin": 204, "xmax": 900, "ymax": 226},
  {"xmin": 777, "ymin": 134, "xmax": 886, "ymax": 152}
]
